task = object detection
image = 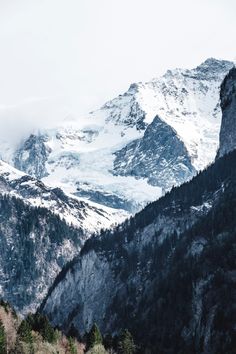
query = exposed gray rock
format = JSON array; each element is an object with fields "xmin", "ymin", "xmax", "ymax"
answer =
[
  {"xmin": 14, "ymin": 134, "xmax": 51, "ymax": 179},
  {"xmin": 113, "ymin": 115, "xmax": 196, "ymax": 190},
  {"xmin": 0, "ymin": 160, "xmax": 127, "ymax": 314},
  {"xmin": 217, "ymin": 67, "xmax": 236, "ymax": 157},
  {"xmin": 1, "ymin": 58, "xmax": 232, "ymax": 216}
]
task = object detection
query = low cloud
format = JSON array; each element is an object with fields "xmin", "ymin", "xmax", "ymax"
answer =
[{"xmin": 0, "ymin": 97, "xmax": 75, "ymax": 144}]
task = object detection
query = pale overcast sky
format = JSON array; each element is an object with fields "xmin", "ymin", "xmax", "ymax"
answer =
[{"xmin": 0, "ymin": 0, "xmax": 235, "ymax": 121}]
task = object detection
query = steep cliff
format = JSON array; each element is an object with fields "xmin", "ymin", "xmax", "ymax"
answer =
[
  {"xmin": 41, "ymin": 150, "xmax": 236, "ymax": 354},
  {"xmin": 113, "ymin": 115, "xmax": 195, "ymax": 190},
  {"xmin": 218, "ymin": 67, "xmax": 236, "ymax": 157},
  {"xmin": 0, "ymin": 160, "xmax": 127, "ymax": 314}
]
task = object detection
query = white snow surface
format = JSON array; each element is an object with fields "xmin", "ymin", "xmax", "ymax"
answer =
[
  {"xmin": 0, "ymin": 160, "xmax": 128, "ymax": 233},
  {"xmin": 0, "ymin": 58, "xmax": 233, "ymax": 215},
  {"xmin": 43, "ymin": 124, "xmax": 162, "ymax": 209}
]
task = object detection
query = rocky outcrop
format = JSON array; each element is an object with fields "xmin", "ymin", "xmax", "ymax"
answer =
[
  {"xmin": 113, "ymin": 115, "xmax": 195, "ymax": 190},
  {"xmin": 217, "ymin": 67, "xmax": 236, "ymax": 157},
  {"xmin": 0, "ymin": 160, "xmax": 127, "ymax": 314},
  {"xmin": 14, "ymin": 134, "xmax": 51, "ymax": 179}
]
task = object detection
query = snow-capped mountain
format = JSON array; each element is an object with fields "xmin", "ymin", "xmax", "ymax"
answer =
[
  {"xmin": 0, "ymin": 159, "xmax": 127, "ymax": 232},
  {"xmin": 0, "ymin": 159, "xmax": 127, "ymax": 314},
  {"xmin": 0, "ymin": 58, "xmax": 233, "ymax": 213},
  {"xmin": 41, "ymin": 70, "xmax": 236, "ymax": 353}
]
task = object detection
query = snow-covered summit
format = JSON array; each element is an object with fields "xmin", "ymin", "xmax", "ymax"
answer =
[{"xmin": 0, "ymin": 58, "xmax": 233, "ymax": 213}]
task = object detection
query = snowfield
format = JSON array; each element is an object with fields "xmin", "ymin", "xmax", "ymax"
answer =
[{"xmin": 0, "ymin": 58, "xmax": 233, "ymax": 216}]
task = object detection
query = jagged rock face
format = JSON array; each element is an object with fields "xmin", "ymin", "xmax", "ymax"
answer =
[
  {"xmin": 102, "ymin": 91, "xmax": 147, "ymax": 130},
  {"xmin": 113, "ymin": 115, "xmax": 195, "ymax": 190},
  {"xmin": 0, "ymin": 193, "xmax": 84, "ymax": 315},
  {"xmin": 0, "ymin": 160, "xmax": 127, "ymax": 232},
  {"xmin": 41, "ymin": 151, "xmax": 236, "ymax": 354},
  {"xmin": 123, "ymin": 58, "xmax": 233, "ymax": 171},
  {"xmin": 218, "ymin": 67, "xmax": 236, "ymax": 157},
  {"xmin": 182, "ymin": 57, "xmax": 233, "ymax": 81},
  {"xmin": 0, "ymin": 160, "xmax": 127, "ymax": 314},
  {"xmin": 0, "ymin": 59, "xmax": 232, "ymax": 214},
  {"xmin": 14, "ymin": 134, "xmax": 51, "ymax": 179}
]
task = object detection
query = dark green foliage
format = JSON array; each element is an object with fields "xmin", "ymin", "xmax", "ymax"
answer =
[
  {"xmin": 87, "ymin": 324, "xmax": 102, "ymax": 350},
  {"xmin": 39, "ymin": 150, "xmax": 236, "ymax": 353},
  {"xmin": 81, "ymin": 149, "xmax": 236, "ymax": 257},
  {"xmin": 118, "ymin": 330, "xmax": 136, "ymax": 354},
  {"xmin": 0, "ymin": 321, "xmax": 6, "ymax": 354},
  {"xmin": 80, "ymin": 151, "xmax": 236, "ymax": 353},
  {"xmin": 25, "ymin": 313, "xmax": 56, "ymax": 343},
  {"xmin": 0, "ymin": 299, "xmax": 17, "ymax": 320},
  {"xmin": 17, "ymin": 320, "xmax": 33, "ymax": 344},
  {"xmin": 0, "ymin": 300, "xmax": 9, "ymax": 314},
  {"xmin": 68, "ymin": 336, "xmax": 77, "ymax": 354}
]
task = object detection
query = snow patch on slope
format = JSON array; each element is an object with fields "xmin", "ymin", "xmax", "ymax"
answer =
[{"xmin": 0, "ymin": 160, "xmax": 128, "ymax": 233}]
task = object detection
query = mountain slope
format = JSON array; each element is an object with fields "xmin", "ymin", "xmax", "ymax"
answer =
[
  {"xmin": 41, "ymin": 147, "xmax": 236, "ymax": 354},
  {"xmin": 113, "ymin": 115, "xmax": 195, "ymax": 189},
  {"xmin": 0, "ymin": 191, "xmax": 82, "ymax": 315},
  {"xmin": 41, "ymin": 68, "xmax": 236, "ymax": 353},
  {"xmin": 0, "ymin": 159, "xmax": 127, "ymax": 232},
  {"xmin": 0, "ymin": 160, "xmax": 127, "ymax": 314},
  {"xmin": 0, "ymin": 58, "xmax": 233, "ymax": 211}
]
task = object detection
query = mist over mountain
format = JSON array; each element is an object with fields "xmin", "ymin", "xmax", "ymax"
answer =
[
  {"xmin": 0, "ymin": 58, "xmax": 235, "ymax": 354},
  {"xmin": 0, "ymin": 58, "xmax": 233, "ymax": 214},
  {"xmin": 0, "ymin": 1, "xmax": 235, "ymax": 354}
]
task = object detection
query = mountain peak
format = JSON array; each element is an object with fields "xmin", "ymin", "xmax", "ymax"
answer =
[
  {"xmin": 199, "ymin": 57, "xmax": 231, "ymax": 67},
  {"xmin": 193, "ymin": 57, "xmax": 234, "ymax": 79}
]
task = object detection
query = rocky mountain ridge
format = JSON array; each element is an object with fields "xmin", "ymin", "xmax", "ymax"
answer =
[
  {"xmin": 40, "ymin": 64, "xmax": 236, "ymax": 354},
  {"xmin": 0, "ymin": 58, "xmax": 233, "ymax": 212},
  {"xmin": 0, "ymin": 159, "xmax": 127, "ymax": 315}
]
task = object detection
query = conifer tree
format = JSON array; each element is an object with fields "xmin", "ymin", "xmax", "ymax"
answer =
[
  {"xmin": 40, "ymin": 316, "xmax": 56, "ymax": 343},
  {"xmin": 26, "ymin": 313, "xmax": 56, "ymax": 343},
  {"xmin": 87, "ymin": 323, "xmax": 102, "ymax": 349},
  {"xmin": 68, "ymin": 336, "xmax": 77, "ymax": 354},
  {"xmin": 118, "ymin": 329, "xmax": 135, "ymax": 354},
  {"xmin": 17, "ymin": 320, "xmax": 32, "ymax": 344}
]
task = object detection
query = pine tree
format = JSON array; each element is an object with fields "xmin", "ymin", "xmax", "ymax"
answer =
[
  {"xmin": 118, "ymin": 329, "xmax": 135, "ymax": 354},
  {"xmin": 17, "ymin": 320, "xmax": 32, "ymax": 344},
  {"xmin": 17, "ymin": 320, "xmax": 34, "ymax": 354},
  {"xmin": 40, "ymin": 316, "xmax": 56, "ymax": 343},
  {"xmin": 87, "ymin": 323, "xmax": 102, "ymax": 350},
  {"xmin": 0, "ymin": 320, "xmax": 6, "ymax": 354},
  {"xmin": 26, "ymin": 313, "xmax": 56, "ymax": 343},
  {"xmin": 68, "ymin": 336, "xmax": 77, "ymax": 354}
]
